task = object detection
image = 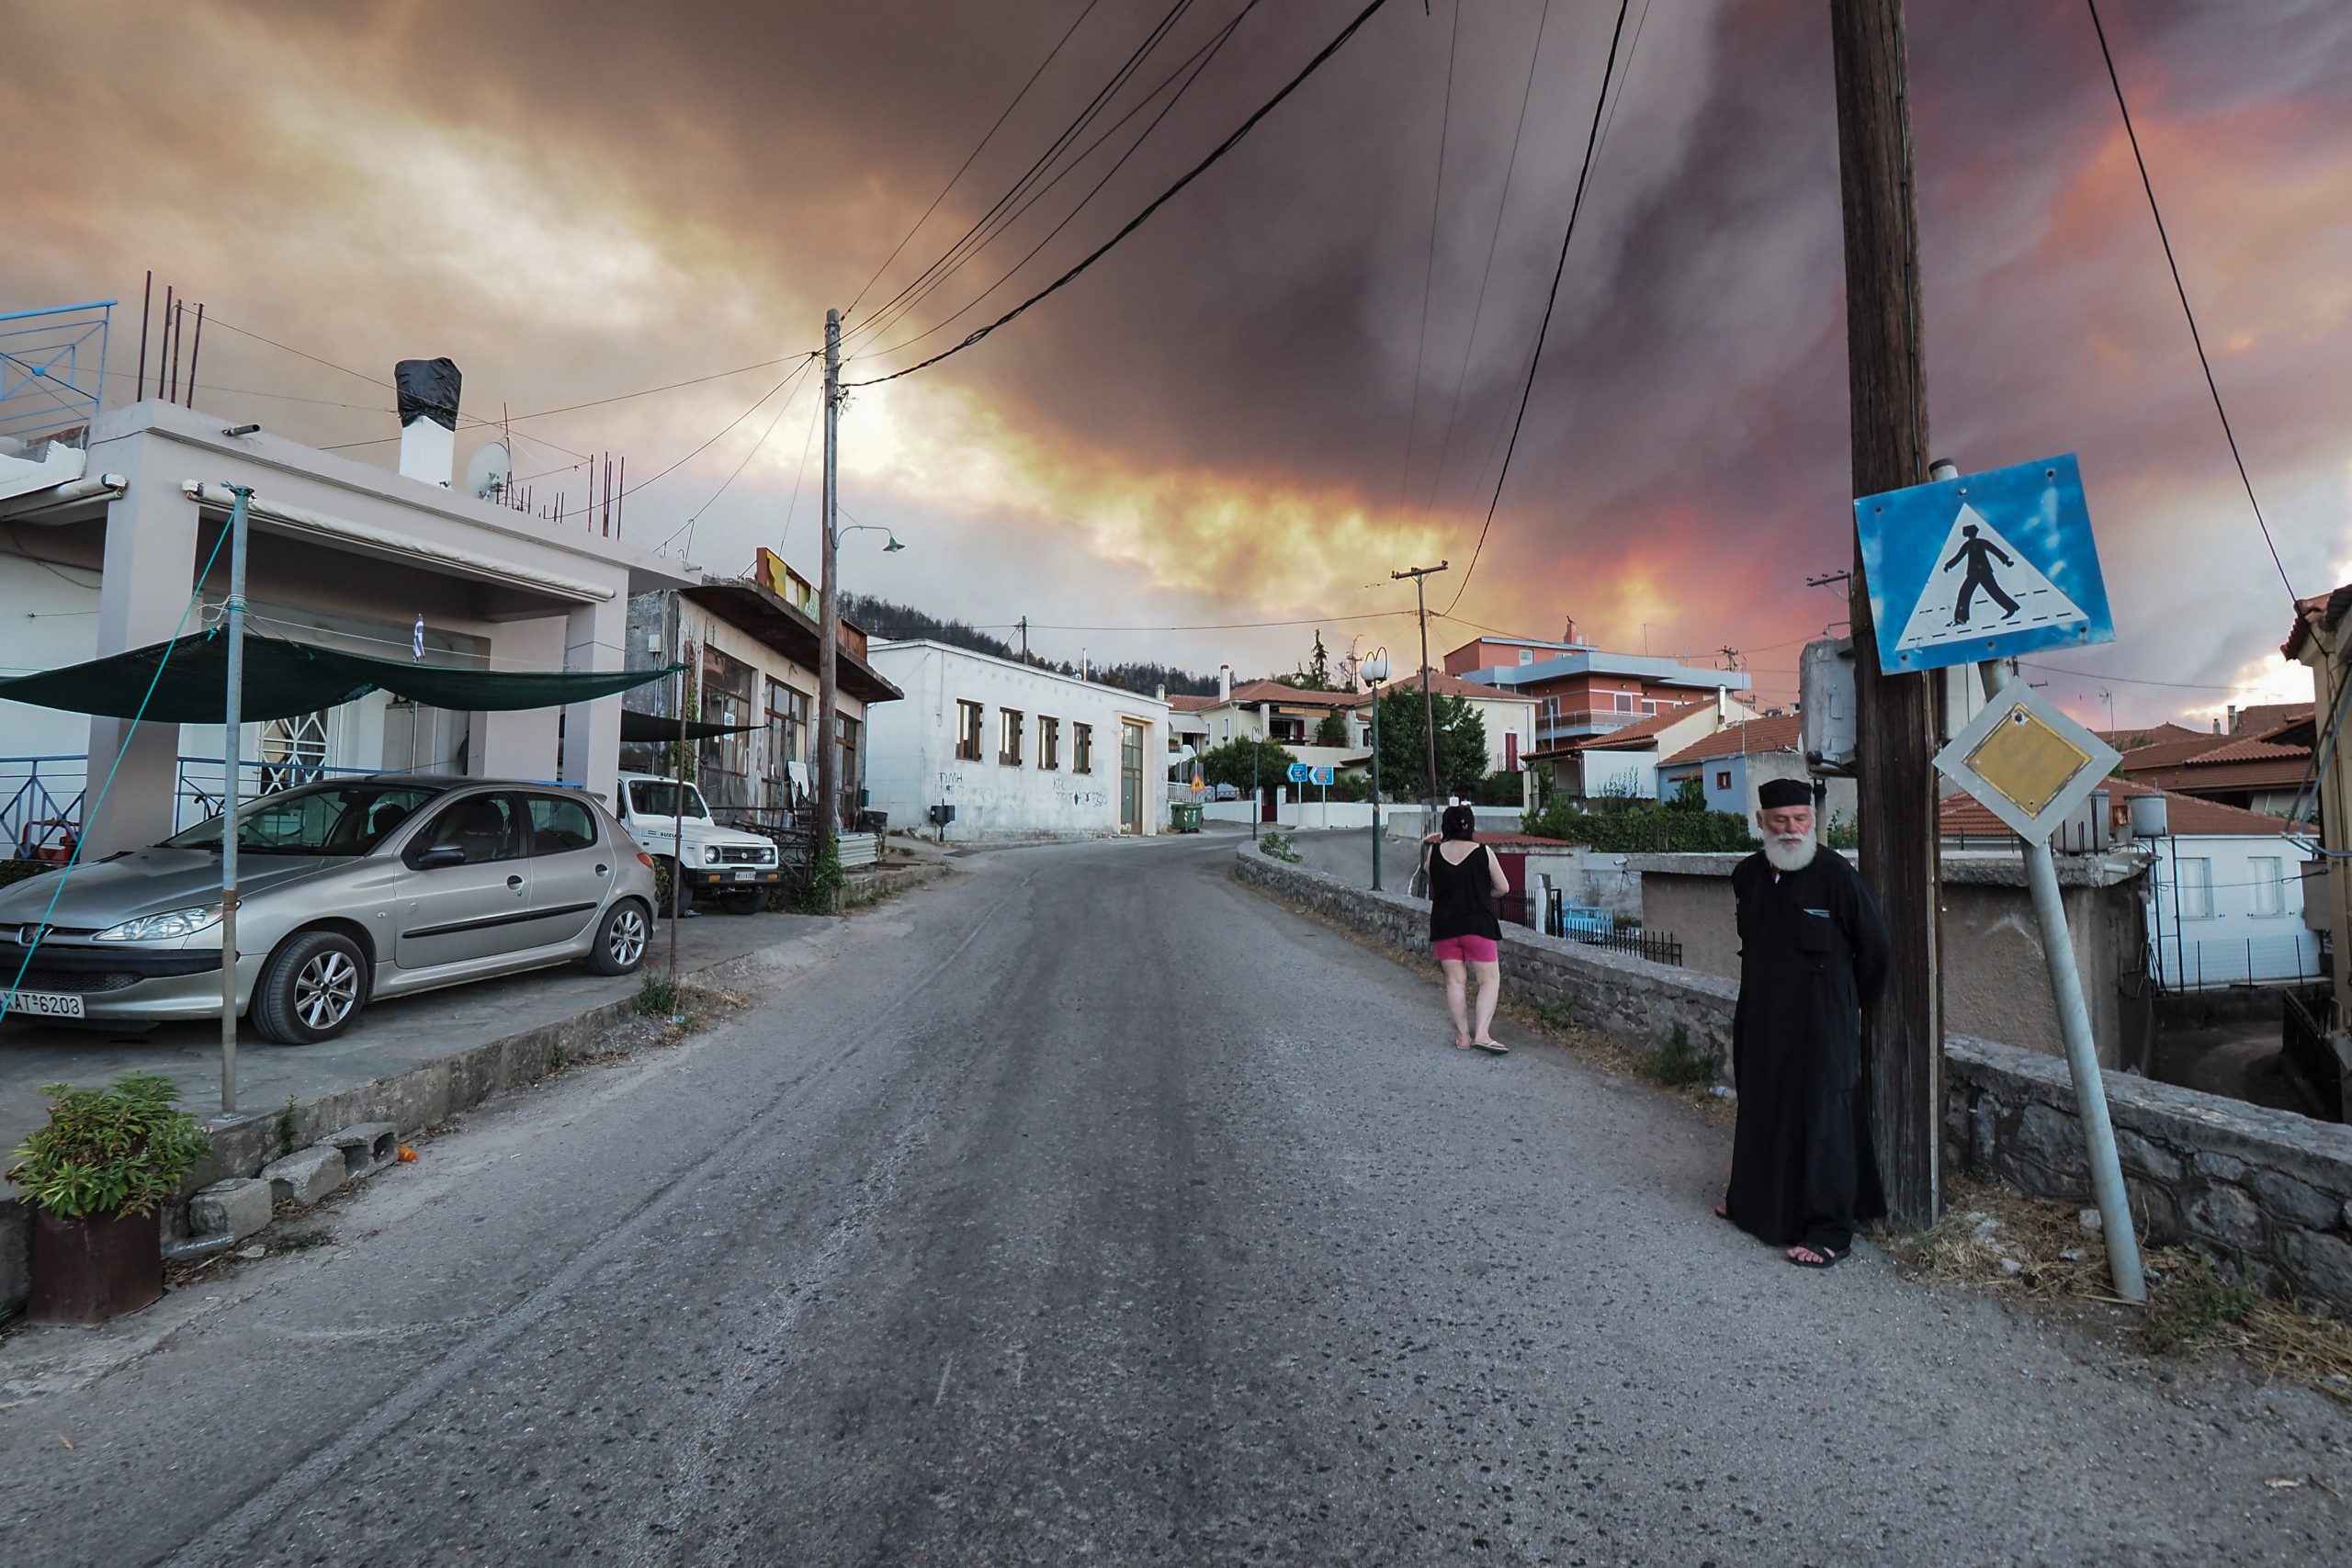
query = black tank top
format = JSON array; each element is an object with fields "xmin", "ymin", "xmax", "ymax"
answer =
[{"xmin": 1426, "ymin": 842, "xmax": 1501, "ymax": 942}]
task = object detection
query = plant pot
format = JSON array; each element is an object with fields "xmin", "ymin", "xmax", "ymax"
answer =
[{"xmin": 26, "ymin": 1207, "xmax": 164, "ymax": 1325}]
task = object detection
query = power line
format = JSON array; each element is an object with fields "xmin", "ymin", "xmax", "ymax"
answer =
[
  {"xmin": 843, "ymin": 0, "xmax": 1397, "ymax": 390},
  {"xmin": 1441, "ymin": 0, "xmax": 1631, "ymax": 615},
  {"xmin": 858, "ymin": 3, "xmax": 1255, "ymax": 366},
  {"xmin": 1419, "ymin": 0, "xmax": 1554, "ymax": 510},
  {"xmin": 2084, "ymin": 0, "xmax": 2294, "ymax": 601},
  {"xmin": 845, "ymin": 0, "xmax": 1111, "ymax": 315},
  {"xmin": 845, "ymin": 0, "xmax": 1200, "ymax": 349},
  {"xmin": 1396, "ymin": 0, "xmax": 1462, "ymax": 505},
  {"xmin": 544, "ymin": 354, "xmax": 818, "ymax": 531},
  {"xmin": 671, "ymin": 373, "xmax": 815, "ymax": 560}
]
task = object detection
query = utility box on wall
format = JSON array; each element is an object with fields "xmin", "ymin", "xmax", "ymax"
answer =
[{"xmin": 1801, "ymin": 637, "xmax": 1857, "ymax": 776}]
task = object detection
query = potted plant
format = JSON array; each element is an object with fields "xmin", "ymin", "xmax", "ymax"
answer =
[{"xmin": 7, "ymin": 1072, "xmax": 209, "ymax": 1325}]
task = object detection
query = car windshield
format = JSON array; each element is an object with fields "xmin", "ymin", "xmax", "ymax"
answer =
[
  {"xmin": 628, "ymin": 781, "xmax": 708, "ymax": 818},
  {"xmin": 166, "ymin": 784, "xmax": 442, "ymax": 856}
]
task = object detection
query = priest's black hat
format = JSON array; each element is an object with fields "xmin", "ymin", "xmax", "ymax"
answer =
[{"xmin": 1756, "ymin": 777, "xmax": 1813, "ymax": 809}]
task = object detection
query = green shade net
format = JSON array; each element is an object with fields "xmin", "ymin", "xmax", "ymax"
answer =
[{"xmin": 0, "ymin": 630, "xmax": 679, "ymax": 724}]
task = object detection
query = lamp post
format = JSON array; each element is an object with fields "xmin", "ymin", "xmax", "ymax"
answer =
[{"xmin": 1363, "ymin": 649, "xmax": 1390, "ymax": 891}]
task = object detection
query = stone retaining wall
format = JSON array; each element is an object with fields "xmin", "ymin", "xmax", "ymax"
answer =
[
  {"xmin": 1947, "ymin": 1034, "xmax": 2352, "ymax": 1306},
  {"xmin": 1231, "ymin": 851, "xmax": 1738, "ymax": 1063},
  {"xmin": 1235, "ymin": 847, "xmax": 2352, "ymax": 1312}
]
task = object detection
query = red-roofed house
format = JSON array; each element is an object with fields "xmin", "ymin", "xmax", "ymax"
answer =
[
  {"xmin": 1940, "ymin": 783, "xmax": 2317, "ymax": 990},
  {"xmin": 1527, "ymin": 697, "xmax": 1726, "ymax": 801},
  {"xmin": 1654, "ymin": 714, "xmax": 1856, "ymax": 821},
  {"xmin": 2118, "ymin": 725, "xmax": 2310, "ymax": 816}
]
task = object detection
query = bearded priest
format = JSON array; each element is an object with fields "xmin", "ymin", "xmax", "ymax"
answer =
[{"xmin": 1716, "ymin": 777, "xmax": 1891, "ymax": 1268}]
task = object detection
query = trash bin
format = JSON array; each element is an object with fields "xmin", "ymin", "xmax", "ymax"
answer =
[{"xmin": 1170, "ymin": 802, "xmax": 1204, "ymax": 834}]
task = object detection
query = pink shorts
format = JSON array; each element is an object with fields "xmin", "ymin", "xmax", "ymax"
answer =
[{"xmin": 1431, "ymin": 934, "xmax": 1499, "ymax": 964}]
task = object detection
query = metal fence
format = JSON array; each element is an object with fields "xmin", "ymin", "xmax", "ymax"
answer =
[
  {"xmin": 1543, "ymin": 888, "xmax": 1682, "ymax": 966},
  {"xmin": 0, "ymin": 756, "xmax": 87, "ymax": 862},
  {"xmin": 2151, "ymin": 932, "xmax": 2323, "ymax": 992}
]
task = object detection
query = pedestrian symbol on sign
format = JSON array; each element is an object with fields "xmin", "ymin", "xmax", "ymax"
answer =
[
  {"xmin": 1857, "ymin": 453, "xmax": 2111, "ymax": 673},
  {"xmin": 1892, "ymin": 503, "xmax": 2088, "ymax": 658}
]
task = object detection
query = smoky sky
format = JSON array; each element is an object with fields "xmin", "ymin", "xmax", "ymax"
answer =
[{"xmin": 6, "ymin": 0, "xmax": 2350, "ymax": 718}]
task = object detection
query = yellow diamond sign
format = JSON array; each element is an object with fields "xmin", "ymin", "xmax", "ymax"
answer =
[
  {"xmin": 1934, "ymin": 682, "xmax": 2120, "ymax": 844},
  {"xmin": 1963, "ymin": 707, "xmax": 2092, "ymax": 818}
]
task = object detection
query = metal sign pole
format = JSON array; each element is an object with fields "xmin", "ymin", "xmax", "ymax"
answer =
[
  {"xmin": 218, "ymin": 484, "xmax": 253, "ymax": 1118},
  {"xmin": 1990, "ymin": 664, "xmax": 2145, "ymax": 1303},
  {"xmin": 1370, "ymin": 684, "xmax": 1383, "ymax": 891}
]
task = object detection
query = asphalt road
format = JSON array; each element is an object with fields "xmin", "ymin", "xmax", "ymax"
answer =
[{"xmin": 2, "ymin": 837, "xmax": 2346, "ymax": 1566}]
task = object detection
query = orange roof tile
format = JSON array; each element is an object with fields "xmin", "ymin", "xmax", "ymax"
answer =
[
  {"xmin": 1939, "ymin": 785, "xmax": 2297, "ymax": 841},
  {"xmin": 1660, "ymin": 714, "xmax": 1804, "ymax": 767},
  {"xmin": 2187, "ymin": 736, "xmax": 2308, "ymax": 765}
]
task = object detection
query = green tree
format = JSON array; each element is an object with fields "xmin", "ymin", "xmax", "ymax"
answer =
[
  {"xmin": 1374, "ymin": 688, "xmax": 1487, "ymax": 798},
  {"xmin": 1314, "ymin": 711, "xmax": 1349, "ymax": 748},
  {"xmin": 1293, "ymin": 629, "xmax": 1338, "ymax": 691},
  {"xmin": 1196, "ymin": 737, "xmax": 1295, "ymax": 792}
]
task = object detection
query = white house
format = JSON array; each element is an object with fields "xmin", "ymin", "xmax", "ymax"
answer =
[
  {"xmin": 1188, "ymin": 667, "xmax": 1365, "ymax": 778},
  {"xmin": 864, "ymin": 640, "xmax": 1170, "ymax": 840},
  {"xmin": 0, "ymin": 389, "xmax": 690, "ymax": 856},
  {"xmin": 624, "ymin": 548, "xmax": 900, "ymax": 826},
  {"xmin": 2143, "ymin": 795, "xmax": 2319, "ymax": 989},
  {"xmin": 1942, "ymin": 784, "xmax": 2318, "ymax": 990},
  {"xmin": 1347, "ymin": 669, "xmax": 1539, "ymax": 786}
]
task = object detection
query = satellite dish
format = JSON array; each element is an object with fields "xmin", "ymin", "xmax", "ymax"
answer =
[{"xmin": 464, "ymin": 441, "xmax": 511, "ymax": 502}]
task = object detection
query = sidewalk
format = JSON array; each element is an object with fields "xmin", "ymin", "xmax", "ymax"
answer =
[
  {"xmin": 0, "ymin": 909, "xmax": 831, "ymax": 1165},
  {"xmin": 0, "ymin": 903, "xmax": 853, "ymax": 1314}
]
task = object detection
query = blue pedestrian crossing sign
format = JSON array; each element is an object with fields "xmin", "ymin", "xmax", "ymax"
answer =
[{"xmin": 1856, "ymin": 453, "xmax": 2113, "ymax": 673}]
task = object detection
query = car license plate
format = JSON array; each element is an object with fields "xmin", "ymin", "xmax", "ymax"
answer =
[
  {"xmin": 731, "ymin": 868, "xmax": 753, "ymax": 882},
  {"xmin": 12, "ymin": 991, "xmax": 84, "ymax": 1020}
]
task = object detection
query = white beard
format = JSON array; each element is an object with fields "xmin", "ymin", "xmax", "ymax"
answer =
[{"xmin": 1760, "ymin": 831, "xmax": 1818, "ymax": 874}]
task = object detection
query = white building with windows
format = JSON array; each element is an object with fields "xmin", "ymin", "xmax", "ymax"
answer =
[
  {"xmin": 863, "ymin": 640, "xmax": 1170, "ymax": 840},
  {"xmin": 0, "ymin": 391, "xmax": 690, "ymax": 857},
  {"xmin": 2141, "ymin": 795, "xmax": 2320, "ymax": 990}
]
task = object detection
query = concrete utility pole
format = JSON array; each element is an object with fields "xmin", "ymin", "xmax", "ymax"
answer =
[
  {"xmin": 1392, "ymin": 561, "xmax": 1448, "ymax": 809},
  {"xmin": 1832, "ymin": 0, "xmax": 1943, "ymax": 1227},
  {"xmin": 817, "ymin": 309, "xmax": 842, "ymax": 860}
]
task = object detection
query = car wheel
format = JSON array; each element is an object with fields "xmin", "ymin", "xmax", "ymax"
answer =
[
  {"xmin": 717, "ymin": 887, "xmax": 765, "ymax": 916},
  {"xmin": 589, "ymin": 898, "xmax": 650, "ymax": 976},
  {"xmin": 252, "ymin": 930, "xmax": 368, "ymax": 1045}
]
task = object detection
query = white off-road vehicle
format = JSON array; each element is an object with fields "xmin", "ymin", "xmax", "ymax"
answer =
[{"xmin": 613, "ymin": 773, "xmax": 782, "ymax": 915}]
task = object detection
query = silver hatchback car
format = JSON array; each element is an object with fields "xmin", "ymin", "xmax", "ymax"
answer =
[{"xmin": 0, "ymin": 776, "xmax": 660, "ymax": 1044}]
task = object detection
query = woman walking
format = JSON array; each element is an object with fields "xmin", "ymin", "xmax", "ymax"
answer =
[{"xmin": 1421, "ymin": 805, "xmax": 1510, "ymax": 1054}]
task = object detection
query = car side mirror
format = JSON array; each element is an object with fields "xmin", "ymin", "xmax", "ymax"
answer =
[{"xmin": 413, "ymin": 844, "xmax": 467, "ymax": 870}]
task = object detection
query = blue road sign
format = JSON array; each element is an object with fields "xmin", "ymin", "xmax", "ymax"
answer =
[
  {"xmin": 1856, "ymin": 453, "xmax": 2113, "ymax": 673},
  {"xmin": 1309, "ymin": 765, "xmax": 1335, "ymax": 786},
  {"xmin": 1286, "ymin": 761, "xmax": 1311, "ymax": 784}
]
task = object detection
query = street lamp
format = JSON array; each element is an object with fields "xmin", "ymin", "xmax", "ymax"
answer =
[
  {"xmin": 1363, "ymin": 649, "xmax": 1390, "ymax": 891},
  {"xmin": 840, "ymin": 523, "xmax": 905, "ymax": 552}
]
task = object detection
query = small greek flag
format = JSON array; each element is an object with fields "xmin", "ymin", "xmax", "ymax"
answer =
[{"xmin": 412, "ymin": 614, "xmax": 425, "ymax": 660}]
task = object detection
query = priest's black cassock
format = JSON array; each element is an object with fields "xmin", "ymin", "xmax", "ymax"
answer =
[{"xmin": 1723, "ymin": 837, "xmax": 1892, "ymax": 1255}]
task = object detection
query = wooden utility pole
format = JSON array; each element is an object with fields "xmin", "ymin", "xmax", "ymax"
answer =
[
  {"xmin": 1392, "ymin": 561, "xmax": 1448, "ymax": 807},
  {"xmin": 1832, "ymin": 0, "xmax": 1942, "ymax": 1227},
  {"xmin": 817, "ymin": 308, "xmax": 842, "ymax": 856}
]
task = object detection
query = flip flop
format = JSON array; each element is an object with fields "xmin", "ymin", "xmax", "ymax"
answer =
[
  {"xmin": 1472, "ymin": 1040, "xmax": 1509, "ymax": 1055},
  {"xmin": 1786, "ymin": 1243, "xmax": 1844, "ymax": 1269}
]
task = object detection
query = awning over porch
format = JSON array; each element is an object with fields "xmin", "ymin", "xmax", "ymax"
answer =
[
  {"xmin": 0, "ymin": 629, "xmax": 678, "ymax": 724},
  {"xmin": 616, "ymin": 709, "xmax": 758, "ymax": 744}
]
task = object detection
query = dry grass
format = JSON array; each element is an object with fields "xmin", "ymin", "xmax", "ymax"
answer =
[{"xmin": 1885, "ymin": 1176, "xmax": 2352, "ymax": 1403}]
